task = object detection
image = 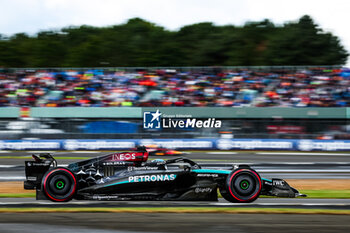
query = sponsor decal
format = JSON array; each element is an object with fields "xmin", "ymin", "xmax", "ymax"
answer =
[
  {"xmin": 112, "ymin": 153, "xmax": 136, "ymax": 161},
  {"xmin": 92, "ymin": 195, "xmax": 120, "ymax": 200},
  {"xmin": 298, "ymin": 140, "xmax": 350, "ymax": 151},
  {"xmin": 143, "ymin": 109, "xmax": 221, "ymax": 129},
  {"xmin": 27, "ymin": 176, "xmax": 37, "ymax": 181},
  {"xmin": 27, "ymin": 162, "xmax": 49, "ymax": 167},
  {"xmin": 63, "ymin": 140, "xmax": 135, "ymax": 150},
  {"xmin": 197, "ymin": 173, "xmax": 219, "ymax": 177},
  {"xmin": 0, "ymin": 141, "xmax": 60, "ymax": 150},
  {"xmin": 102, "ymin": 161, "xmax": 126, "ymax": 166},
  {"xmin": 195, "ymin": 187, "xmax": 213, "ymax": 193},
  {"xmin": 140, "ymin": 139, "xmax": 213, "ymax": 149},
  {"xmin": 267, "ymin": 125, "xmax": 305, "ymax": 134},
  {"xmin": 128, "ymin": 174, "xmax": 176, "ymax": 182},
  {"xmin": 216, "ymin": 139, "xmax": 293, "ymax": 150},
  {"xmin": 298, "ymin": 140, "xmax": 313, "ymax": 151},
  {"xmin": 273, "ymin": 180, "xmax": 285, "ymax": 186},
  {"xmin": 128, "ymin": 166, "xmax": 159, "ymax": 171}
]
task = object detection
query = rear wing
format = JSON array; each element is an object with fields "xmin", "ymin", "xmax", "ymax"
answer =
[{"xmin": 24, "ymin": 153, "xmax": 57, "ymax": 190}]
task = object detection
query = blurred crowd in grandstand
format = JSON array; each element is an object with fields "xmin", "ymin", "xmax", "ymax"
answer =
[{"xmin": 1, "ymin": 68, "xmax": 350, "ymax": 107}]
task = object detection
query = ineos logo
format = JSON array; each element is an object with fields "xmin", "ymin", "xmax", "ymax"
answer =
[{"xmin": 112, "ymin": 153, "xmax": 136, "ymax": 161}]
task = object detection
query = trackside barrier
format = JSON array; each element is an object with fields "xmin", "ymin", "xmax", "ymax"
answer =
[
  {"xmin": 1, "ymin": 139, "xmax": 350, "ymax": 151},
  {"xmin": 0, "ymin": 107, "xmax": 349, "ymax": 119}
]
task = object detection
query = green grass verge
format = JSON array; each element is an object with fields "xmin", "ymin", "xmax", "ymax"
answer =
[
  {"xmin": 0, "ymin": 207, "xmax": 349, "ymax": 214},
  {"xmin": 0, "ymin": 193, "xmax": 35, "ymax": 198},
  {"xmin": 218, "ymin": 189, "xmax": 350, "ymax": 199},
  {"xmin": 301, "ymin": 190, "xmax": 350, "ymax": 199}
]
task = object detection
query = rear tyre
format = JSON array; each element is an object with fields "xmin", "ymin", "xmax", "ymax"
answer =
[
  {"xmin": 220, "ymin": 168, "xmax": 262, "ymax": 203},
  {"xmin": 42, "ymin": 168, "xmax": 77, "ymax": 202}
]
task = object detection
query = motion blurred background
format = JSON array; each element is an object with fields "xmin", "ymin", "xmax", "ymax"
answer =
[
  {"xmin": 2, "ymin": 67, "xmax": 350, "ymax": 142},
  {"xmin": 0, "ymin": 0, "xmax": 350, "ymax": 146}
]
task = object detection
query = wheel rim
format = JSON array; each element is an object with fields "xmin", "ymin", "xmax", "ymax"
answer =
[
  {"xmin": 43, "ymin": 169, "xmax": 76, "ymax": 201},
  {"xmin": 232, "ymin": 174, "xmax": 256, "ymax": 196},
  {"xmin": 56, "ymin": 180, "xmax": 65, "ymax": 189},
  {"xmin": 240, "ymin": 180, "xmax": 250, "ymax": 190}
]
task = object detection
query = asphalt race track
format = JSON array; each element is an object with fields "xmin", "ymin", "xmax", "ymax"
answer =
[
  {"xmin": 1, "ymin": 212, "xmax": 350, "ymax": 233},
  {"xmin": 1, "ymin": 198, "xmax": 350, "ymax": 232},
  {"xmin": 1, "ymin": 151, "xmax": 350, "ymax": 232}
]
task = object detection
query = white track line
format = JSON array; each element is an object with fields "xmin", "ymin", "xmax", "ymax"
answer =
[
  {"xmin": 0, "ymin": 165, "xmax": 18, "ymax": 168},
  {"xmin": 0, "ymin": 201, "xmax": 96, "ymax": 205},
  {"xmin": 212, "ymin": 202, "xmax": 350, "ymax": 206},
  {"xmin": 0, "ymin": 176, "xmax": 25, "ymax": 180},
  {"xmin": 256, "ymin": 152, "xmax": 350, "ymax": 156},
  {"xmin": 0, "ymin": 201, "xmax": 348, "ymax": 206}
]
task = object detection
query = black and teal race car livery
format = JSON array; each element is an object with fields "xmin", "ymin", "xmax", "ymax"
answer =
[{"xmin": 24, "ymin": 147, "xmax": 305, "ymax": 202}]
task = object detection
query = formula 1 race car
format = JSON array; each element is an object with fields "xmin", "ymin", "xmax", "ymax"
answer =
[
  {"xmin": 145, "ymin": 144, "xmax": 183, "ymax": 156},
  {"xmin": 24, "ymin": 147, "xmax": 305, "ymax": 202}
]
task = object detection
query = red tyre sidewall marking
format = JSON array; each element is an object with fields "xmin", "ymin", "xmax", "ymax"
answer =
[
  {"xmin": 228, "ymin": 169, "xmax": 262, "ymax": 202},
  {"xmin": 43, "ymin": 168, "xmax": 76, "ymax": 202}
]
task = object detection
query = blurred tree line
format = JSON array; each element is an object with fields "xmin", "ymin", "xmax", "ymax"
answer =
[{"xmin": 0, "ymin": 15, "xmax": 348, "ymax": 67}]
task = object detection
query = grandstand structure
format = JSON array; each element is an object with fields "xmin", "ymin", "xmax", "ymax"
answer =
[
  {"xmin": 0, "ymin": 66, "xmax": 348, "ymax": 108},
  {"xmin": 0, "ymin": 66, "xmax": 349, "ymax": 141}
]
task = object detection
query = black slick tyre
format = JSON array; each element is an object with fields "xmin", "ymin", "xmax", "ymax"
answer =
[
  {"xmin": 41, "ymin": 167, "xmax": 77, "ymax": 202},
  {"xmin": 220, "ymin": 168, "xmax": 262, "ymax": 203}
]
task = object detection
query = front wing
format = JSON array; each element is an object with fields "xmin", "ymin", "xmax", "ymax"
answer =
[{"xmin": 261, "ymin": 178, "xmax": 306, "ymax": 197}]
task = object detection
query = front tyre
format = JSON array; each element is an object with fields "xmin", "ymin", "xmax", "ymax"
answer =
[
  {"xmin": 42, "ymin": 168, "xmax": 77, "ymax": 202},
  {"xmin": 220, "ymin": 168, "xmax": 262, "ymax": 203}
]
